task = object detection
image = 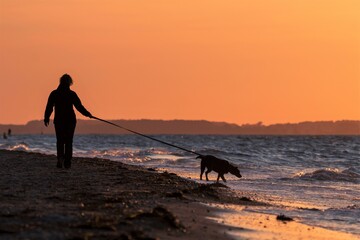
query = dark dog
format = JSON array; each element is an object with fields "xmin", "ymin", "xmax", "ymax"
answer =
[{"xmin": 196, "ymin": 155, "xmax": 242, "ymax": 183}]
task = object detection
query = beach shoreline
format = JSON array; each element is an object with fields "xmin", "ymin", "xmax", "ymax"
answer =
[{"xmin": 0, "ymin": 149, "xmax": 357, "ymax": 240}]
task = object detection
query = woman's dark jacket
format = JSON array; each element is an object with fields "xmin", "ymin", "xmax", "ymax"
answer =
[{"xmin": 44, "ymin": 84, "xmax": 91, "ymax": 125}]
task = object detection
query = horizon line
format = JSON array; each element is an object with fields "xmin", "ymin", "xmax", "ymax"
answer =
[{"xmin": 1, "ymin": 118, "xmax": 359, "ymax": 127}]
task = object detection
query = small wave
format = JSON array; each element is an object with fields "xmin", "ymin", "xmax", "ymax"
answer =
[
  {"xmin": 293, "ymin": 168, "xmax": 359, "ymax": 182},
  {"xmin": 345, "ymin": 204, "xmax": 359, "ymax": 210},
  {"xmin": 87, "ymin": 147, "xmax": 189, "ymax": 164},
  {"xmin": 88, "ymin": 149, "xmax": 150, "ymax": 163},
  {"xmin": 5, "ymin": 142, "xmax": 30, "ymax": 151},
  {"xmin": 326, "ymin": 204, "xmax": 360, "ymax": 212}
]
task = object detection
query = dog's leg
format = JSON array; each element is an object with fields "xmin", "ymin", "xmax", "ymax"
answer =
[
  {"xmin": 220, "ymin": 174, "xmax": 227, "ymax": 182},
  {"xmin": 200, "ymin": 161, "xmax": 205, "ymax": 180},
  {"xmin": 216, "ymin": 174, "xmax": 220, "ymax": 183},
  {"xmin": 205, "ymin": 169, "xmax": 211, "ymax": 181}
]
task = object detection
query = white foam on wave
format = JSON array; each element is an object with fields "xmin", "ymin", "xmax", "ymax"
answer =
[
  {"xmin": 87, "ymin": 149, "xmax": 149, "ymax": 163},
  {"xmin": 86, "ymin": 147, "xmax": 184, "ymax": 164},
  {"xmin": 7, "ymin": 143, "xmax": 30, "ymax": 151},
  {"xmin": 294, "ymin": 168, "xmax": 359, "ymax": 182}
]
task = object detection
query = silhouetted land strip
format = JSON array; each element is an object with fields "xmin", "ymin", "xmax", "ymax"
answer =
[{"xmin": 1, "ymin": 120, "xmax": 359, "ymax": 135}]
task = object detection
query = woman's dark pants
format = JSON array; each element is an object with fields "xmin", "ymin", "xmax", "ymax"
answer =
[{"xmin": 55, "ymin": 123, "xmax": 76, "ymax": 168}]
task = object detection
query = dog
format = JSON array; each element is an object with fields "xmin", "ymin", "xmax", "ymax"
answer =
[{"xmin": 196, "ymin": 155, "xmax": 242, "ymax": 183}]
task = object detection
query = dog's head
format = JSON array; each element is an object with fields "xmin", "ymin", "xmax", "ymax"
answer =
[{"xmin": 229, "ymin": 165, "xmax": 242, "ymax": 178}]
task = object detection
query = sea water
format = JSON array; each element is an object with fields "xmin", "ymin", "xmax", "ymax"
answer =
[{"xmin": 1, "ymin": 134, "xmax": 359, "ymax": 236}]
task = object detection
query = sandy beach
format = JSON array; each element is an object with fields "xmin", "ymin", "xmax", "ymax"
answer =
[{"xmin": 0, "ymin": 149, "xmax": 357, "ymax": 240}]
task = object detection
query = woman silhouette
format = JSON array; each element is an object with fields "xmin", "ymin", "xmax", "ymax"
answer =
[{"xmin": 44, "ymin": 74, "xmax": 92, "ymax": 168}]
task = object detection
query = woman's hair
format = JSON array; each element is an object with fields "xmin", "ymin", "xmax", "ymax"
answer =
[{"xmin": 59, "ymin": 74, "xmax": 73, "ymax": 86}]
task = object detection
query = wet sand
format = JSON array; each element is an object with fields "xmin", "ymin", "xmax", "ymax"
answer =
[
  {"xmin": 208, "ymin": 204, "xmax": 358, "ymax": 240},
  {"xmin": 0, "ymin": 150, "xmax": 357, "ymax": 240}
]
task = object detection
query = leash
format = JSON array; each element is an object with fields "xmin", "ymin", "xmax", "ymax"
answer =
[{"xmin": 91, "ymin": 116, "xmax": 202, "ymax": 156}]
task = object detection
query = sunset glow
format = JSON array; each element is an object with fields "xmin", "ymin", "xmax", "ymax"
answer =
[{"xmin": 0, "ymin": 0, "xmax": 359, "ymax": 124}]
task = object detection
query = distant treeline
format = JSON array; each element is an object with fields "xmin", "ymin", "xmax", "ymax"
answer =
[{"xmin": 0, "ymin": 120, "xmax": 359, "ymax": 135}]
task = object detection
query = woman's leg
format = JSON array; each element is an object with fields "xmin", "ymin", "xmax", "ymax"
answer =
[
  {"xmin": 64, "ymin": 122, "xmax": 76, "ymax": 169},
  {"xmin": 55, "ymin": 124, "xmax": 66, "ymax": 168}
]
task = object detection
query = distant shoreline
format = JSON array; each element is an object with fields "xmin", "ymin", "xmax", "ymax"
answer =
[{"xmin": 1, "ymin": 119, "xmax": 359, "ymax": 135}]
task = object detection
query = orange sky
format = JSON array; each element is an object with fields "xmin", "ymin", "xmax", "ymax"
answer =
[{"xmin": 0, "ymin": 0, "xmax": 359, "ymax": 125}]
